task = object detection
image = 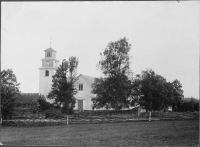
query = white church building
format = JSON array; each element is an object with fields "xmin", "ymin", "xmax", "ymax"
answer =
[{"xmin": 39, "ymin": 47, "xmax": 95, "ymax": 111}]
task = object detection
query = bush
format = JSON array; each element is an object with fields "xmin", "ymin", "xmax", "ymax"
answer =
[
  {"xmin": 37, "ymin": 95, "xmax": 53, "ymax": 111},
  {"xmin": 44, "ymin": 108, "xmax": 64, "ymax": 119}
]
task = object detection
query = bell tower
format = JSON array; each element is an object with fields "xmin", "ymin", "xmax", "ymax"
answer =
[{"xmin": 39, "ymin": 47, "xmax": 59, "ymax": 98}]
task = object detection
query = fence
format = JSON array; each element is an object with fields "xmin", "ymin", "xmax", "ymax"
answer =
[{"xmin": 2, "ymin": 110, "xmax": 199, "ymax": 126}]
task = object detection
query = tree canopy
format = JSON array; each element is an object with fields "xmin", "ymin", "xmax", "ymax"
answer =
[
  {"xmin": 98, "ymin": 37, "xmax": 132, "ymax": 77},
  {"xmin": 92, "ymin": 38, "xmax": 184, "ymax": 112},
  {"xmin": 47, "ymin": 57, "xmax": 79, "ymax": 114},
  {"xmin": 92, "ymin": 37, "xmax": 134, "ymax": 110},
  {"xmin": 133, "ymin": 69, "xmax": 184, "ymax": 111},
  {"xmin": 1, "ymin": 69, "xmax": 20, "ymax": 120}
]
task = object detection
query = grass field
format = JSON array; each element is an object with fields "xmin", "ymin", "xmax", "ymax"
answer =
[{"xmin": 0, "ymin": 120, "xmax": 199, "ymax": 146}]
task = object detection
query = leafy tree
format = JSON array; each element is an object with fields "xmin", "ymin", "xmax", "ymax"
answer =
[
  {"xmin": 133, "ymin": 70, "xmax": 160, "ymax": 112},
  {"xmin": 133, "ymin": 69, "xmax": 184, "ymax": 113},
  {"xmin": 194, "ymin": 101, "xmax": 199, "ymax": 112},
  {"xmin": 179, "ymin": 97, "xmax": 199, "ymax": 112},
  {"xmin": 1, "ymin": 69, "xmax": 20, "ymax": 120},
  {"xmin": 47, "ymin": 57, "xmax": 79, "ymax": 114},
  {"xmin": 92, "ymin": 37, "xmax": 135, "ymax": 110},
  {"xmin": 189, "ymin": 98, "xmax": 195, "ymax": 112},
  {"xmin": 170, "ymin": 79, "xmax": 184, "ymax": 111}
]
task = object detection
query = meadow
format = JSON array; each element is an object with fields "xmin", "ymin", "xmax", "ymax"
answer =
[{"xmin": 1, "ymin": 120, "xmax": 199, "ymax": 146}]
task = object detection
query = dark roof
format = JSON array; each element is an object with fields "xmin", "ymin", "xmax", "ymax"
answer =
[
  {"xmin": 44, "ymin": 47, "xmax": 57, "ymax": 53},
  {"xmin": 17, "ymin": 93, "xmax": 39, "ymax": 102}
]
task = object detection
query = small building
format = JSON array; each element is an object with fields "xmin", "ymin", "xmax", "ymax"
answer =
[{"xmin": 168, "ymin": 105, "xmax": 172, "ymax": 111}]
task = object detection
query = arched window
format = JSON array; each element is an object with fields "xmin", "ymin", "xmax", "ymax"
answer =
[{"xmin": 45, "ymin": 70, "xmax": 49, "ymax": 76}]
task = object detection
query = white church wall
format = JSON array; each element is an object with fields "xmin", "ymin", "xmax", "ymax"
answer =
[
  {"xmin": 74, "ymin": 75, "xmax": 93, "ymax": 110},
  {"xmin": 39, "ymin": 69, "xmax": 55, "ymax": 99}
]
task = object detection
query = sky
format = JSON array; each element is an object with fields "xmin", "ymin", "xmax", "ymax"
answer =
[{"xmin": 1, "ymin": 1, "xmax": 199, "ymax": 99}]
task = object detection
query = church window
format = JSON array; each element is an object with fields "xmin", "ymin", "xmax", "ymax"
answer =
[
  {"xmin": 45, "ymin": 70, "xmax": 49, "ymax": 76},
  {"xmin": 79, "ymin": 84, "xmax": 83, "ymax": 91},
  {"xmin": 47, "ymin": 52, "xmax": 51, "ymax": 57}
]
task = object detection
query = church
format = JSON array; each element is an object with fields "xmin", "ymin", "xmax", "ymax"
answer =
[{"xmin": 39, "ymin": 47, "xmax": 95, "ymax": 111}]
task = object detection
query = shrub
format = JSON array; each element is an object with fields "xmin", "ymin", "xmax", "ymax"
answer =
[
  {"xmin": 44, "ymin": 108, "xmax": 64, "ymax": 119},
  {"xmin": 37, "ymin": 95, "xmax": 53, "ymax": 111}
]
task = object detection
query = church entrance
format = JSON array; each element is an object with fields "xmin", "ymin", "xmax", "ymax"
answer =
[{"xmin": 77, "ymin": 100, "xmax": 83, "ymax": 111}]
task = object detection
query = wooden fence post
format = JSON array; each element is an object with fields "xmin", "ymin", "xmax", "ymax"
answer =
[
  {"xmin": 138, "ymin": 106, "xmax": 140, "ymax": 117},
  {"xmin": 90, "ymin": 111, "xmax": 93, "ymax": 124},
  {"xmin": 67, "ymin": 115, "xmax": 68, "ymax": 125},
  {"xmin": 149, "ymin": 111, "xmax": 151, "ymax": 121},
  {"xmin": 107, "ymin": 110, "xmax": 109, "ymax": 123}
]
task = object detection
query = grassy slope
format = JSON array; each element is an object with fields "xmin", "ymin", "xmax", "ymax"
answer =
[{"xmin": 1, "ymin": 120, "xmax": 199, "ymax": 146}]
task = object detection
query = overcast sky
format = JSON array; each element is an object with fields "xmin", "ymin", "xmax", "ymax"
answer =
[{"xmin": 1, "ymin": 2, "xmax": 199, "ymax": 99}]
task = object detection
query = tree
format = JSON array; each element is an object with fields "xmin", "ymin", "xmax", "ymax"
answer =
[
  {"xmin": 170, "ymin": 79, "xmax": 184, "ymax": 111},
  {"xmin": 133, "ymin": 70, "xmax": 162, "ymax": 112},
  {"xmin": 1, "ymin": 69, "xmax": 20, "ymax": 120},
  {"xmin": 47, "ymin": 57, "xmax": 79, "ymax": 114},
  {"xmin": 92, "ymin": 37, "xmax": 135, "ymax": 110},
  {"xmin": 132, "ymin": 69, "xmax": 184, "ymax": 120},
  {"xmin": 189, "ymin": 98, "xmax": 195, "ymax": 112}
]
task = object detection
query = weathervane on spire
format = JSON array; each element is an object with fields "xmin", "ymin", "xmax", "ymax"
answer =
[{"xmin": 50, "ymin": 37, "xmax": 52, "ymax": 48}]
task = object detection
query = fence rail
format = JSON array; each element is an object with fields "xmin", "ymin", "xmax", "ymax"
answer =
[{"xmin": 2, "ymin": 111, "xmax": 199, "ymax": 126}]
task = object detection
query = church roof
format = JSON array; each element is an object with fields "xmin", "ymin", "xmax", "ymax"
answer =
[
  {"xmin": 44, "ymin": 47, "xmax": 57, "ymax": 53},
  {"xmin": 17, "ymin": 93, "xmax": 40, "ymax": 102},
  {"xmin": 79, "ymin": 74, "xmax": 95, "ymax": 86}
]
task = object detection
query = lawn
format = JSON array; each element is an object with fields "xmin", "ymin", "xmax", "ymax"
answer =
[{"xmin": 0, "ymin": 120, "xmax": 199, "ymax": 146}]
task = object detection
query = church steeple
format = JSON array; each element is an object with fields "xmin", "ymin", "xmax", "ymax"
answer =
[
  {"xmin": 40, "ymin": 47, "xmax": 59, "ymax": 68},
  {"xmin": 39, "ymin": 46, "xmax": 59, "ymax": 98}
]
